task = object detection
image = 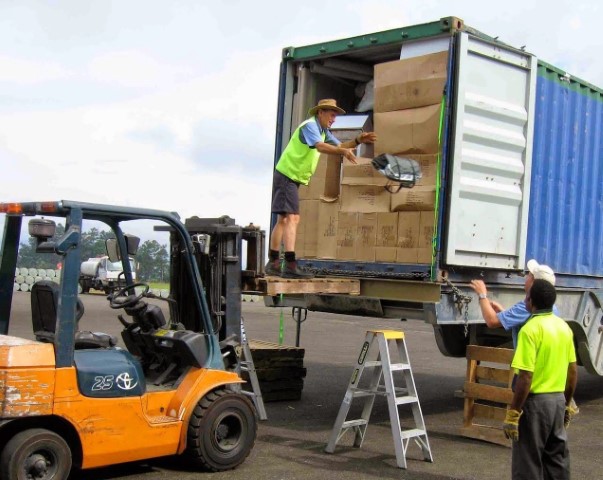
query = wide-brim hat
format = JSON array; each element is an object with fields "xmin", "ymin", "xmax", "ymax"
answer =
[
  {"xmin": 527, "ymin": 259, "xmax": 556, "ymax": 286},
  {"xmin": 308, "ymin": 99, "xmax": 346, "ymax": 116}
]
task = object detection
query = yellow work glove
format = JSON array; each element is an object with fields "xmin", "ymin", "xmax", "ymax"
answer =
[
  {"xmin": 503, "ymin": 409, "xmax": 522, "ymax": 442},
  {"xmin": 564, "ymin": 402, "xmax": 578, "ymax": 429}
]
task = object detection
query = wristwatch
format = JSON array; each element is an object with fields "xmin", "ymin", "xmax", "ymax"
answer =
[{"xmin": 478, "ymin": 293, "xmax": 488, "ymax": 300}]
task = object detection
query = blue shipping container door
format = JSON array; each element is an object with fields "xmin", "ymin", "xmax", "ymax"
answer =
[{"xmin": 527, "ymin": 71, "xmax": 603, "ymax": 278}]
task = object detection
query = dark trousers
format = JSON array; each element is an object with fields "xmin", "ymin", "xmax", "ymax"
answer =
[{"xmin": 512, "ymin": 393, "xmax": 569, "ymax": 480}]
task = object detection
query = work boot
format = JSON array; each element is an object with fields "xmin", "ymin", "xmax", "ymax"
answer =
[
  {"xmin": 281, "ymin": 261, "xmax": 314, "ymax": 279},
  {"xmin": 264, "ymin": 259, "xmax": 281, "ymax": 276}
]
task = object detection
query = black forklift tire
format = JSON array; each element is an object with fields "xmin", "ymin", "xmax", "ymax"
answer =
[
  {"xmin": 185, "ymin": 388, "xmax": 257, "ymax": 472},
  {"xmin": 0, "ymin": 428, "xmax": 72, "ymax": 480}
]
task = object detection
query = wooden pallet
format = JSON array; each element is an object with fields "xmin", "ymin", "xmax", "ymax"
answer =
[
  {"xmin": 260, "ymin": 276, "xmax": 360, "ymax": 296},
  {"xmin": 245, "ymin": 339, "xmax": 306, "ymax": 402},
  {"xmin": 460, "ymin": 345, "xmax": 514, "ymax": 447}
]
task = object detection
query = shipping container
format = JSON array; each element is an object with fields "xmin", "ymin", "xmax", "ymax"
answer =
[{"xmin": 269, "ymin": 17, "xmax": 603, "ymax": 373}]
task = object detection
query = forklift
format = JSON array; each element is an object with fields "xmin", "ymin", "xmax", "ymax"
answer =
[{"xmin": 0, "ymin": 200, "xmax": 264, "ymax": 479}]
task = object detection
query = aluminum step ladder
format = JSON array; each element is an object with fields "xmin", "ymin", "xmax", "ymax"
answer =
[
  {"xmin": 238, "ymin": 319, "xmax": 267, "ymax": 420},
  {"xmin": 325, "ymin": 329, "xmax": 433, "ymax": 469}
]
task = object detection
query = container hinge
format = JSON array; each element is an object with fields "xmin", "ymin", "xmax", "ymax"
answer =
[{"xmin": 445, "ymin": 278, "xmax": 472, "ymax": 337}]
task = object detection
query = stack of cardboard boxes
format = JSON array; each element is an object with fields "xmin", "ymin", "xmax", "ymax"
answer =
[{"xmin": 296, "ymin": 51, "xmax": 448, "ymax": 264}]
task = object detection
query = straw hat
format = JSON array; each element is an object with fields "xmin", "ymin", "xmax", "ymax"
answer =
[{"xmin": 308, "ymin": 99, "xmax": 346, "ymax": 116}]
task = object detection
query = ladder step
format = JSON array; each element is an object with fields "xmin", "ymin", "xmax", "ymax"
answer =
[
  {"xmin": 351, "ymin": 389, "xmax": 377, "ymax": 398},
  {"xmin": 342, "ymin": 419, "xmax": 368, "ymax": 429},
  {"xmin": 400, "ymin": 428, "xmax": 426, "ymax": 440},
  {"xmin": 395, "ymin": 395, "xmax": 418, "ymax": 405},
  {"xmin": 362, "ymin": 361, "xmax": 410, "ymax": 371},
  {"xmin": 351, "ymin": 386, "xmax": 409, "ymax": 398},
  {"xmin": 390, "ymin": 363, "xmax": 411, "ymax": 371}
]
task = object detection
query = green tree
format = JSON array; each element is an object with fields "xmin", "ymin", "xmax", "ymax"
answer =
[
  {"xmin": 137, "ymin": 240, "xmax": 169, "ymax": 282},
  {"xmin": 80, "ymin": 228, "xmax": 114, "ymax": 262}
]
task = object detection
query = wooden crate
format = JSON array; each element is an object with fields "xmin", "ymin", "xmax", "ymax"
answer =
[{"xmin": 460, "ymin": 345, "xmax": 514, "ymax": 447}]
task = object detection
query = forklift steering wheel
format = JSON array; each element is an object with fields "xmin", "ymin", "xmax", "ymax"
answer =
[{"xmin": 109, "ymin": 283, "xmax": 150, "ymax": 309}]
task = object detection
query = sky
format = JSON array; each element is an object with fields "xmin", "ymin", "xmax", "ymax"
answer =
[{"xmin": 1, "ymin": 0, "xmax": 601, "ymax": 236}]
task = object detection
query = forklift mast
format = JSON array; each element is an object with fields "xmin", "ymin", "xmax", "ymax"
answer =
[{"xmin": 169, "ymin": 216, "xmax": 265, "ymax": 345}]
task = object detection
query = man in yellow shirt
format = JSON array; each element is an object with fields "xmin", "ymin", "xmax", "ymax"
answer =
[{"xmin": 503, "ymin": 279, "xmax": 578, "ymax": 479}]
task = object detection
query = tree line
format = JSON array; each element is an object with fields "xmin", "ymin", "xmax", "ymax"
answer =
[{"xmin": 17, "ymin": 226, "xmax": 169, "ymax": 282}]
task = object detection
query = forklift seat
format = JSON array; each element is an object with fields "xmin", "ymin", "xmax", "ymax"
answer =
[{"xmin": 31, "ymin": 280, "xmax": 118, "ymax": 349}]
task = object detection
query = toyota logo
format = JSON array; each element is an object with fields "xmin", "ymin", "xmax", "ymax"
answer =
[{"xmin": 116, "ymin": 372, "xmax": 138, "ymax": 391}]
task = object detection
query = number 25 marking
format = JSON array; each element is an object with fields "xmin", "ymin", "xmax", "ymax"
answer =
[{"xmin": 92, "ymin": 375, "xmax": 114, "ymax": 391}]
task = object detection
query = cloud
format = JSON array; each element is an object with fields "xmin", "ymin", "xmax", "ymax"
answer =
[
  {"xmin": 86, "ymin": 50, "xmax": 194, "ymax": 88},
  {"xmin": 0, "ymin": 55, "xmax": 71, "ymax": 84}
]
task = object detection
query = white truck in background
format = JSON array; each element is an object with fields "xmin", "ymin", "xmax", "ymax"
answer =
[{"xmin": 79, "ymin": 256, "xmax": 136, "ymax": 293}]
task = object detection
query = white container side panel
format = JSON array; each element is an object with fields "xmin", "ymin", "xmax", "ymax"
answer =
[{"xmin": 445, "ymin": 33, "xmax": 537, "ymax": 270}]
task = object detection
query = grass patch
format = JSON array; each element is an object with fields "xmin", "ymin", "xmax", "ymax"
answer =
[{"xmin": 148, "ymin": 282, "xmax": 169, "ymax": 291}]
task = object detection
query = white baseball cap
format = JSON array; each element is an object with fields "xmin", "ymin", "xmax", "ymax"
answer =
[{"xmin": 526, "ymin": 259, "xmax": 556, "ymax": 286}]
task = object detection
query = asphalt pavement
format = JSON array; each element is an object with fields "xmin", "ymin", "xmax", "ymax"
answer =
[{"xmin": 7, "ymin": 293, "xmax": 603, "ymax": 479}]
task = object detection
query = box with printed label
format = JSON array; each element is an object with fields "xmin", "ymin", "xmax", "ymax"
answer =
[
  {"xmin": 390, "ymin": 185, "xmax": 436, "ymax": 212},
  {"xmin": 356, "ymin": 213, "xmax": 377, "ymax": 262},
  {"xmin": 336, "ymin": 212, "xmax": 358, "ymax": 260},
  {"xmin": 316, "ymin": 201, "xmax": 339, "ymax": 259}
]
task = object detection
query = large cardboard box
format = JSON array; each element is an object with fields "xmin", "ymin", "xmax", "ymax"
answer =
[
  {"xmin": 340, "ymin": 185, "xmax": 390, "ymax": 213},
  {"xmin": 336, "ymin": 212, "xmax": 358, "ymax": 260},
  {"xmin": 418, "ymin": 211, "xmax": 435, "ymax": 248},
  {"xmin": 374, "ymin": 52, "xmax": 449, "ymax": 113},
  {"xmin": 396, "ymin": 211, "xmax": 421, "ymax": 263},
  {"xmin": 376, "ymin": 247, "xmax": 398, "ymax": 262},
  {"xmin": 417, "ymin": 210, "xmax": 436, "ymax": 263},
  {"xmin": 298, "ymin": 200, "xmax": 320, "ymax": 257},
  {"xmin": 397, "ymin": 211, "xmax": 420, "ymax": 248},
  {"xmin": 316, "ymin": 201, "xmax": 339, "ymax": 259},
  {"xmin": 376, "ymin": 212, "xmax": 398, "ymax": 247},
  {"xmin": 374, "ymin": 104, "xmax": 441, "ymax": 156},
  {"xmin": 390, "ymin": 185, "xmax": 436, "ymax": 212},
  {"xmin": 341, "ymin": 157, "xmax": 388, "ymax": 186},
  {"xmin": 357, "ymin": 213, "xmax": 377, "ymax": 262},
  {"xmin": 298, "ymin": 154, "xmax": 342, "ymax": 201}
]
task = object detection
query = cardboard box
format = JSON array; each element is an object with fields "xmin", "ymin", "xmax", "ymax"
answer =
[
  {"xmin": 298, "ymin": 154, "xmax": 342, "ymax": 201},
  {"xmin": 356, "ymin": 213, "xmax": 377, "ymax": 262},
  {"xmin": 336, "ymin": 212, "xmax": 358, "ymax": 260},
  {"xmin": 375, "ymin": 247, "xmax": 398, "ymax": 262},
  {"xmin": 395, "ymin": 211, "xmax": 420, "ymax": 263},
  {"xmin": 390, "ymin": 185, "xmax": 436, "ymax": 212},
  {"xmin": 417, "ymin": 211, "xmax": 435, "ymax": 264},
  {"xmin": 417, "ymin": 248, "xmax": 433, "ymax": 264},
  {"xmin": 397, "ymin": 212, "xmax": 420, "ymax": 248},
  {"xmin": 341, "ymin": 157, "xmax": 388, "ymax": 186},
  {"xmin": 396, "ymin": 248, "xmax": 418, "ymax": 263},
  {"xmin": 419, "ymin": 210, "xmax": 436, "ymax": 248},
  {"xmin": 404, "ymin": 153, "xmax": 438, "ymax": 187},
  {"xmin": 341, "ymin": 185, "xmax": 390, "ymax": 213},
  {"xmin": 298, "ymin": 200, "xmax": 319, "ymax": 257},
  {"xmin": 374, "ymin": 52, "xmax": 449, "ymax": 113},
  {"xmin": 316, "ymin": 201, "xmax": 339, "ymax": 259},
  {"xmin": 376, "ymin": 212, "xmax": 398, "ymax": 247},
  {"xmin": 374, "ymin": 104, "xmax": 442, "ymax": 156},
  {"xmin": 296, "ymin": 231, "xmax": 305, "ymax": 257}
]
